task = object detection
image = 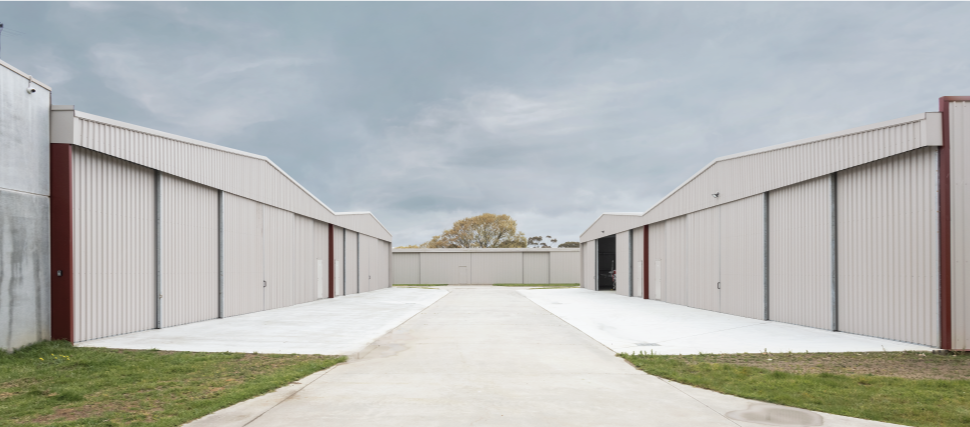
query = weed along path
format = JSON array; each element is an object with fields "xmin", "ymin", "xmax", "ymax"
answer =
[{"xmin": 189, "ymin": 286, "xmax": 897, "ymax": 427}]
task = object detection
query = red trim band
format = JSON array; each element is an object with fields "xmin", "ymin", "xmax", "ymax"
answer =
[
  {"xmin": 937, "ymin": 96, "xmax": 970, "ymax": 350},
  {"xmin": 50, "ymin": 144, "xmax": 74, "ymax": 342}
]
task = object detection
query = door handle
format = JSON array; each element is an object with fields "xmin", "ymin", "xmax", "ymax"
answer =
[{"xmin": 717, "ymin": 282, "xmax": 721, "ymax": 290}]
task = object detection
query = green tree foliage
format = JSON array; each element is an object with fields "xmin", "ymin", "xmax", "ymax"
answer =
[
  {"xmin": 557, "ymin": 241, "xmax": 580, "ymax": 248},
  {"xmin": 422, "ymin": 213, "xmax": 527, "ymax": 248}
]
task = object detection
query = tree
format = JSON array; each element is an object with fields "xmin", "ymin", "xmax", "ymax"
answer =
[
  {"xmin": 558, "ymin": 241, "xmax": 580, "ymax": 248},
  {"xmin": 394, "ymin": 244, "xmax": 422, "ymax": 249},
  {"xmin": 528, "ymin": 235, "xmax": 559, "ymax": 248},
  {"xmin": 422, "ymin": 213, "xmax": 527, "ymax": 248}
]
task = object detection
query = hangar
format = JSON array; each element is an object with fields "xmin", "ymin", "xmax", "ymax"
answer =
[{"xmin": 580, "ymin": 99, "xmax": 970, "ymax": 350}]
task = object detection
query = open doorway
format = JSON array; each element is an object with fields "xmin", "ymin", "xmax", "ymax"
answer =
[{"xmin": 596, "ymin": 234, "xmax": 616, "ymax": 291}]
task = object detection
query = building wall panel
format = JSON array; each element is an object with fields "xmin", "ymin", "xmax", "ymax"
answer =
[
  {"xmin": 393, "ymin": 253, "xmax": 420, "ymax": 284},
  {"xmin": 345, "ymin": 230, "xmax": 359, "ymax": 293},
  {"xmin": 160, "ymin": 174, "xmax": 219, "ymax": 328},
  {"xmin": 333, "ymin": 226, "xmax": 345, "ymax": 296},
  {"xmin": 686, "ymin": 207, "xmax": 720, "ymax": 312},
  {"xmin": 838, "ymin": 147, "xmax": 939, "ymax": 346},
  {"xmin": 614, "ymin": 231, "xmax": 631, "ymax": 296},
  {"xmin": 582, "ymin": 242, "xmax": 595, "ymax": 290},
  {"xmin": 471, "ymin": 253, "xmax": 523, "ymax": 284},
  {"xmin": 72, "ymin": 148, "xmax": 155, "ymax": 342},
  {"xmin": 420, "ymin": 253, "xmax": 471, "ymax": 285},
  {"xmin": 949, "ymin": 100, "xmax": 970, "ymax": 349},
  {"xmin": 523, "ymin": 253, "xmax": 550, "ymax": 284},
  {"xmin": 292, "ymin": 214, "xmax": 316, "ymax": 305},
  {"xmin": 373, "ymin": 239, "xmax": 391, "ymax": 290},
  {"xmin": 262, "ymin": 205, "xmax": 293, "ymax": 310},
  {"xmin": 632, "ymin": 227, "xmax": 644, "ymax": 298},
  {"xmin": 581, "ymin": 113, "xmax": 943, "ymax": 242},
  {"xmin": 550, "ymin": 251, "xmax": 580, "ymax": 284},
  {"xmin": 222, "ymin": 193, "xmax": 263, "ymax": 317},
  {"xmin": 359, "ymin": 234, "xmax": 376, "ymax": 292},
  {"xmin": 647, "ymin": 221, "xmax": 667, "ymax": 300},
  {"xmin": 719, "ymin": 194, "xmax": 765, "ymax": 320},
  {"xmin": 769, "ymin": 176, "xmax": 832, "ymax": 329},
  {"xmin": 313, "ymin": 220, "xmax": 330, "ymax": 299},
  {"xmin": 665, "ymin": 216, "xmax": 688, "ymax": 305}
]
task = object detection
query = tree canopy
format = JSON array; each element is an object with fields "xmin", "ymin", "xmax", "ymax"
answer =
[{"xmin": 421, "ymin": 213, "xmax": 527, "ymax": 248}]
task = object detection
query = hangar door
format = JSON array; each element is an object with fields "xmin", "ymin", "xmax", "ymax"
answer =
[{"xmin": 682, "ymin": 195, "xmax": 764, "ymax": 319}]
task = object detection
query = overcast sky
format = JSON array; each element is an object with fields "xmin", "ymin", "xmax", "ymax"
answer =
[{"xmin": 2, "ymin": 2, "xmax": 968, "ymax": 245}]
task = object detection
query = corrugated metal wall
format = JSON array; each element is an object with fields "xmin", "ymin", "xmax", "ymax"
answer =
[
  {"xmin": 614, "ymin": 231, "xmax": 631, "ymax": 296},
  {"xmin": 222, "ymin": 193, "xmax": 263, "ymax": 317},
  {"xmin": 580, "ymin": 113, "xmax": 943, "ymax": 242},
  {"xmin": 393, "ymin": 253, "xmax": 420, "ymax": 284},
  {"xmin": 949, "ymin": 100, "xmax": 970, "ymax": 349},
  {"xmin": 160, "ymin": 174, "xmax": 219, "ymax": 328},
  {"xmin": 550, "ymin": 252, "xmax": 580, "ymax": 284},
  {"xmin": 292, "ymin": 214, "xmax": 316, "ymax": 305},
  {"xmin": 665, "ymin": 216, "xmax": 688, "ymax": 305},
  {"xmin": 471, "ymin": 252, "xmax": 523, "ymax": 284},
  {"xmin": 71, "ymin": 113, "xmax": 391, "ymax": 242},
  {"xmin": 72, "ymin": 148, "xmax": 156, "ymax": 342},
  {"xmin": 769, "ymin": 176, "xmax": 832, "ymax": 329},
  {"xmin": 359, "ymin": 234, "xmax": 376, "ymax": 292},
  {"xmin": 582, "ymin": 243, "xmax": 595, "ymax": 290},
  {"xmin": 523, "ymin": 253, "xmax": 550, "ymax": 284},
  {"xmin": 838, "ymin": 147, "xmax": 940, "ymax": 347},
  {"xmin": 333, "ymin": 226, "xmax": 345, "ymax": 296},
  {"xmin": 313, "ymin": 220, "xmax": 330, "ymax": 299},
  {"xmin": 632, "ymin": 227, "xmax": 644, "ymax": 298},
  {"xmin": 374, "ymin": 239, "xmax": 391, "ymax": 289},
  {"xmin": 344, "ymin": 230, "xmax": 359, "ymax": 293},
  {"xmin": 686, "ymin": 207, "xmax": 720, "ymax": 312},
  {"xmin": 419, "ymin": 252, "xmax": 470, "ymax": 285},
  {"xmin": 647, "ymin": 221, "xmax": 667, "ymax": 300},
  {"xmin": 719, "ymin": 194, "xmax": 764, "ymax": 320},
  {"xmin": 262, "ymin": 205, "xmax": 293, "ymax": 310}
]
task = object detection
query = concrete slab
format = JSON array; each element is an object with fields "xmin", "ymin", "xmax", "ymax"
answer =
[
  {"xmin": 77, "ymin": 287, "xmax": 447, "ymax": 355},
  {"xmin": 186, "ymin": 286, "xmax": 900, "ymax": 427},
  {"xmin": 519, "ymin": 288, "xmax": 933, "ymax": 354}
]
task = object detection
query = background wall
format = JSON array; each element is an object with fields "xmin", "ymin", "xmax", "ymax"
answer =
[{"xmin": 393, "ymin": 249, "xmax": 581, "ymax": 285}]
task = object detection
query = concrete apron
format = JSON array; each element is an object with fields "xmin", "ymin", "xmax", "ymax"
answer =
[{"xmin": 188, "ymin": 286, "xmax": 897, "ymax": 427}]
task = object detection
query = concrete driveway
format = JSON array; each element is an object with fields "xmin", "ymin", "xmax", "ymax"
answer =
[{"xmin": 188, "ymin": 286, "xmax": 898, "ymax": 427}]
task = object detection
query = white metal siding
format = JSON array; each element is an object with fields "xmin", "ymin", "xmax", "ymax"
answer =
[
  {"xmin": 838, "ymin": 147, "xmax": 940, "ymax": 347},
  {"xmin": 614, "ymin": 231, "xmax": 631, "ymax": 296},
  {"xmin": 393, "ymin": 253, "xmax": 420, "ymax": 284},
  {"xmin": 312, "ymin": 220, "xmax": 330, "ymax": 299},
  {"xmin": 550, "ymin": 251, "xmax": 580, "ymax": 284},
  {"xmin": 647, "ymin": 221, "xmax": 667, "ymax": 300},
  {"xmin": 632, "ymin": 227, "xmax": 644, "ymax": 298},
  {"xmin": 949, "ymin": 100, "xmax": 970, "ymax": 349},
  {"xmin": 686, "ymin": 207, "xmax": 720, "ymax": 312},
  {"xmin": 262, "ymin": 205, "xmax": 294, "ymax": 310},
  {"xmin": 769, "ymin": 176, "xmax": 832, "ymax": 329},
  {"xmin": 222, "ymin": 193, "xmax": 263, "ymax": 317},
  {"xmin": 523, "ymin": 253, "xmax": 550, "ymax": 284},
  {"xmin": 70, "ymin": 113, "xmax": 391, "ymax": 241},
  {"xmin": 359, "ymin": 234, "xmax": 377, "ymax": 292},
  {"xmin": 160, "ymin": 174, "xmax": 219, "ymax": 328},
  {"xmin": 719, "ymin": 194, "xmax": 765, "ymax": 320},
  {"xmin": 582, "ymin": 242, "xmax": 595, "ymax": 290},
  {"xmin": 373, "ymin": 239, "xmax": 391, "ymax": 290},
  {"xmin": 420, "ymin": 252, "xmax": 471, "ymax": 285},
  {"xmin": 665, "ymin": 216, "xmax": 688, "ymax": 305},
  {"xmin": 292, "ymin": 214, "xmax": 316, "ymax": 305},
  {"xmin": 72, "ymin": 148, "xmax": 155, "ymax": 342},
  {"xmin": 471, "ymin": 253, "xmax": 523, "ymax": 284},
  {"xmin": 344, "ymin": 230, "xmax": 359, "ymax": 293},
  {"xmin": 332, "ymin": 226, "xmax": 344, "ymax": 296},
  {"xmin": 581, "ymin": 113, "xmax": 943, "ymax": 242}
]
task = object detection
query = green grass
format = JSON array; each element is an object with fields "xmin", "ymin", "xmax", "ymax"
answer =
[
  {"xmin": 620, "ymin": 352, "xmax": 970, "ymax": 427},
  {"xmin": 493, "ymin": 283, "xmax": 580, "ymax": 287},
  {"xmin": 0, "ymin": 340, "xmax": 345, "ymax": 426},
  {"xmin": 392, "ymin": 284, "xmax": 447, "ymax": 286}
]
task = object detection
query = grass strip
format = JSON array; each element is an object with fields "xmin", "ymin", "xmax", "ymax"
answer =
[
  {"xmin": 493, "ymin": 283, "xmax": 579, "ymax": 287},
  {"xmin": 1, "ymin": 340, "xmax": 345, "ymax": 426},
  {"xmin": 620, "ymin": 352, "xmax": 970, "ymax": 427}
]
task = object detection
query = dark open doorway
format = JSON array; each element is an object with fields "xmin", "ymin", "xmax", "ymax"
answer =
[{"xmin": 596, "ymin": 234, "xmax": 616, "ymax": 291}]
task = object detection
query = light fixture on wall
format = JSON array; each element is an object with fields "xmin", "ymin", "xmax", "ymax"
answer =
[{"xmin": 712, "ymin": 192, "xmax": 720, "ymax": 199}]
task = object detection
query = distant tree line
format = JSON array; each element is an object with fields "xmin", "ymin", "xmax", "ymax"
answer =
[{"xmin": 395, "ymin": 213, "xmax": 579, "ymax": 249}]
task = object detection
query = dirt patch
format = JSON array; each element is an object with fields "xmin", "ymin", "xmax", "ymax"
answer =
[{"xmin": 671, "ymin": 351, "xmax": 970, "ymax": 380}]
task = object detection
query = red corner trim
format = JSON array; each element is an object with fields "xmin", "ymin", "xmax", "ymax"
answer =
[
  {"xmin": 50, "ymin": 144, "xmax": 74, "ymax": 342},
  {"xmin": 937, "ymin": 96, "xmax": 970, "ymax": 350},
  {"xmin": 643, "ymin": 225, "xmax": 649, "ymax": 299},
  {"xmin": 328, "ymin": 223, "xmax": 335, "ymax": 298}
]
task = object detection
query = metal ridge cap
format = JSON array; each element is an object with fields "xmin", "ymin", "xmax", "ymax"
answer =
[{"xmin": 0, "ymin": 59, "xmax": 53, "ymax": 91}]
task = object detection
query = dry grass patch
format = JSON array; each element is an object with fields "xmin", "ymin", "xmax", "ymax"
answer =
[{"xmin": 674, "ymin": 351, "xmax": 970, "ymax": 380}]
